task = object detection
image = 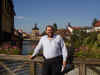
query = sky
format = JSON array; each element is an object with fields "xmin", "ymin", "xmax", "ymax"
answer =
[{"xmin": 13, "ymin": 0, "xmax": 100, "ymax": 33}]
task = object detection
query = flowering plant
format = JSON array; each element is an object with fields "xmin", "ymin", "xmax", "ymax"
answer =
[
  {"xmin": 65, "ymin": 31, "xmax": 100, "ymax": 58},
  {"xmin": 0, "ymin": 45, "xmax": 20, "ymax": 55}
]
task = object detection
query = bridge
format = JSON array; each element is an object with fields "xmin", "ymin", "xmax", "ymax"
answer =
[{"xmin": 0, "ymin": 54, "xmax": 100, "ymax": 75}]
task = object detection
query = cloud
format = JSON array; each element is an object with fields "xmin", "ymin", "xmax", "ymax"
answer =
[{"xmin": 15, "ymin": 16, "xmax": 25, "ymax": 20}]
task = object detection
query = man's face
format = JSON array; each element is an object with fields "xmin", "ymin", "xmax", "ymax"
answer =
[{"xmin": 46, "ymin": 27, "xmax": 54, "ymax": 37}]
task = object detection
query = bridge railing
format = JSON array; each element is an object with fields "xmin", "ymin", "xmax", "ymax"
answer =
[{"xmin": 0, "ymin": 54, "xmax": 100, "ymax": 75}]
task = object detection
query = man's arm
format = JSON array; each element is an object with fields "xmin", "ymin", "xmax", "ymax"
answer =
[
  {"xmin": 30, "ymin": 39, "xmax": 43, "ymax": 59},
  {"xmin": 60, "ymin": 37, "xmax": 68, "ymax": 67}
]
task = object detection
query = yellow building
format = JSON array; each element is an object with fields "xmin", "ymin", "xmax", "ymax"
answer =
[
  {"xmin": 32, "ymin": 24, "xmax": 40, "ymax": 40},
  {"xmin": 0, "ymin": 0, "xmax": 16, "ymax": 44}
]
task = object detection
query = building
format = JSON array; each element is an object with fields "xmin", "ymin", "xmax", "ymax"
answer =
[
  {"xmin": 67, "ymin": 24, "xmax": 93, "ymax": 33},
  {"xmin": 0, "ymin": 0, "xmax": 16, "ymax": 44},
  {"xmin": 94, "ymin": 21, "xmax": 100, "ymax": 32},
  {"xmin": 32, "ymin": 24, "xmax": 40, "ymax": 40},
  {"xmin": 67, "ymin": 25, "xmax": 81, "ymax": 33},
  {"xmin": 23, "ymin": 32, "xmax": 31, "ymax": 40}
]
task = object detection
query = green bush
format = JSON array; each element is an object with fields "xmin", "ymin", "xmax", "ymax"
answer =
[
  {"xmin": 0, "ymin": 46, "xmax": 20, "ymax": 55},
  {"xmin": 68, "ymin": 31, "xmax": 100, "ymax": 58}
]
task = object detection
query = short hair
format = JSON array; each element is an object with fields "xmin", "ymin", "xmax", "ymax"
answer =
[{"xmin": 45, "ymin": 25, "xmax": 54, "ymax": 30}]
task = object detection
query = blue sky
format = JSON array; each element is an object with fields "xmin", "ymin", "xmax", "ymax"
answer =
[{"xmin": 13, "ymin": 0, "xmax": 100, "ymax": 33}]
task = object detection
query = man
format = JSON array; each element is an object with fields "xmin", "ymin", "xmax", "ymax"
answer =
[{"xmin": 30, "ymin": 25, "xmax": 68, "ymax": 75}]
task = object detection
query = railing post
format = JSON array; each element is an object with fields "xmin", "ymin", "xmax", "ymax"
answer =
[
  {"xmin": 79, "ymin": 64, "xmax": 86, "ymax": 75},
  {"xmin": 30, "ymin": 61, "xmax": 36, "ymax": 75}
]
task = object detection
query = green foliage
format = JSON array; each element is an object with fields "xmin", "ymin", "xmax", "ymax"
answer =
[
  {"xmin": 71, "ymin": 30, "xmax": 88, "ymax": 48},
  {"xmin": 92, "ymin": 18, "xmax": 98, "ymax": 27},
  {"xmin": 0, "ymin": 50, "xmax": 9, "ymax": 54},
  {"xmin": 69, "ymin": 30, "xmax": 100, "ymax": 58},
  {"xmin": 53, "ymin": 23, "xmax": 57, "ymax": 32},
  {"xmin": 12, "ymin": 50, "xmax": 20, "ymax": 55},
  {"xmin": 97, "ymin": 33, "xmax": 100, "ymax": 41},
  {"xmin": 0, "ymin": 47, "xmax": 20, "ymax": 55},
  {"xmin": 75, "ymin": 50, "xmax": 89, "ymax": 57}
]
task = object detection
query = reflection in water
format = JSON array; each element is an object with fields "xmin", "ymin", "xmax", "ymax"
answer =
[
  {"xmin": 22, "ymin": 40, "xmax": 39, "ymax": 55},
  {"xmin": 22, "ymin": 40, "xmax": 33, "ymax": 55}
]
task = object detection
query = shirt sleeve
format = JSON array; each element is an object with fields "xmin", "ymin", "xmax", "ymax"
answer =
[
  {"xmin": 60, "ymin": 37, "xmax": 68, "ymax": 61},
  {"xmin": 32, "ymin": 39, "xmax": 43, "ymax": 57}
]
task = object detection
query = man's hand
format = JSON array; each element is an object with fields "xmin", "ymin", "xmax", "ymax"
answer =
[
  {"xmin": 63, "ymin": 61, "xmax": 67, "ymax": 68},
  {"xmin": 29, "ymin": 55, "xmax": 35, "ymax": 59},
  {"xmin": 32, "ymin": 45, "xmax": 35, "ymax": 49},
  {"xmin": 61, "ymin": 61, "xmax": 67, "ymax": 72}
]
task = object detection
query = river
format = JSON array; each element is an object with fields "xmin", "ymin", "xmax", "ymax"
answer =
[
  {"xmin": 0, "ymin": 40, "xmax": 42, "ymax": 75},
  {"xmin": 22, "ymin": 40, "xmax": 39, "ymax": 55},
  {"xmin": 22, "ymin": 40, "xmax": 33, "ymax": 55}
]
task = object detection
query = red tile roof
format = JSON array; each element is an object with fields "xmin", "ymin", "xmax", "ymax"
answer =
[
  {"xmin": 95, "ymin": 21, "xmax": 100, "ymax": 27},
  {"xmin": 71, "ymin": 27, "xmax": 81, "ymax": 30}
]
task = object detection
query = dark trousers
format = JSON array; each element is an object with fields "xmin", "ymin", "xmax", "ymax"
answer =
[{"xmin": 42, "ymin": 56, "xmax": 64, "ymax": 75}]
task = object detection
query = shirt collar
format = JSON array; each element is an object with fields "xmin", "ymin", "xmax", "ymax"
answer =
[{"xmin": 45, "ymin": 34, "xmax": 56, "ymax": 38}]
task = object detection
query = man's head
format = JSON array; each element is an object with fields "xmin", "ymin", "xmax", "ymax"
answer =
[{"xmin": 45, "ymin": 25, "xmax": 54, "ymax": 38}]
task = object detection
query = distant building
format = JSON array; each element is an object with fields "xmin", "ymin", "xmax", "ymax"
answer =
[
  {"xmin": 23, "ymin": 32, "xmax": 31, "ymax": 39},
  {"xmin": 32, "ymin": 24, "xmax": 40, "ymax": 40},
  {"xmin": 94, "ymin": 21, "xmax": 100, "ymax": 32},
  {"xmin": 0, "ymin": 0, "xmax": 16, "ymax": 44},
  {"xmin": 67, "ymin": 24, "xmax": 93, "ymax": 33},
  {"xmin": 67, "ymin": 24, "xmax": 81, "ymax": 33}
]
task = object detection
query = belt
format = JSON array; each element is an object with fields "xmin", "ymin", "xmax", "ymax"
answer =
[{"xmin": 44, "ymin": 55, "xmax": 63, "ymax": 63}]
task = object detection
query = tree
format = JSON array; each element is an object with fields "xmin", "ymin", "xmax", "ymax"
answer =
[
  {"xmin": 92, "ymin": 18, "xmax": 98, "ymax": 27},
  {"xmin": 71, "ymin": 30, "xmax": 88, "ymax": 49},
  {"xmin": 53, "ymin": 23, "xmax": 57, "ymax": 32}
]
